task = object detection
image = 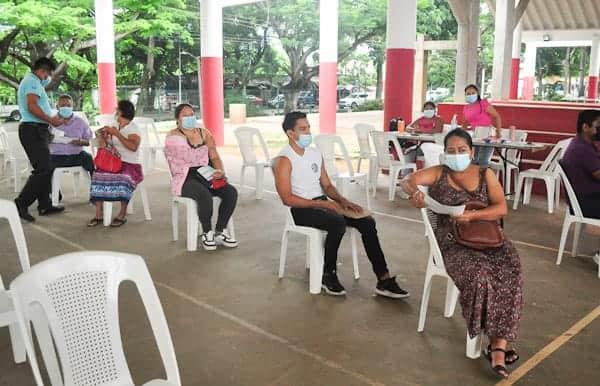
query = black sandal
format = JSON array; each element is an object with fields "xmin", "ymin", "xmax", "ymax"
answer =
[
  {"xmin": 110, "ymin": 217, "xmax": 127, "ymax": 227},
  {"xmin": 87, "ymin": 218, "xmax": 102, "ymax": 227},
  {"xmin": 484, "ymin": 344, "xmax": 519, "ymax": 365},
  {"xmin": 486, "ymin": 347, "xmax": 509, "ymax": 379}
]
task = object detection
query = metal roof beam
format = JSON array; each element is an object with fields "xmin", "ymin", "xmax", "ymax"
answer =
[{"xmin": 546, "ymin": 0, "xmax": 566, "ymax": 30}]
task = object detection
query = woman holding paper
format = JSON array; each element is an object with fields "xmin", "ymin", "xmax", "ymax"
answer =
[
  {"xmin": 164, "ymin": 103, "xmax": 238, "ymax": 251},
  {"xmin": 401, "ymin": 129, "xmax": 522, "ymax": 379}
]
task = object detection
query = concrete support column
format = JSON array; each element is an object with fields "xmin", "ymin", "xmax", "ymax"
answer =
[
  {"xmin": 200, "ymin": 0, "xmax": 224, "ymax": 146},
  {"xmin": 318, "ymin": 0, "xmax": 338, "ymax": 134},
  {"xmin": 509, "ymin": 22, "xmax": 522, "ymax": 99},
  {"xmin": 94, "ymin": 0, "xmax": 117, "ymax": 114},
  {"xmin": 587, "ymin": 38, "xmax": 600, "ymax": 101},
  {"xmin": 491, "ymin": 0, "xmax": 516, "ymax": 100},
  {"xmin": 452, "ymin": 0, "xmax": 479, "ymax": 102},
  {"xmin": 383, "ymin": 0, "xmax": 416, "ymax": 129},
  {"xmin": 522, "ymin": 43, "xmax": 536, "ymax": 100}
]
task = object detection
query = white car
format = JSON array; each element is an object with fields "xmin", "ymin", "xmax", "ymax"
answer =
[
  {"xmin": 338, "ymin": 92, "xmax": 369, "ymax": 110},
  {"xmin": 0, "ymin": 104, "xmax": 21, "ymax": 121}
]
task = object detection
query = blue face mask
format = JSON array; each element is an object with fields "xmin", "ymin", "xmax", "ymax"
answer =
[
  {"xmin": 40, "ymin": 76, "xmax": 51, "ymax": 87},
  {"xmin": 181, "ymin": 116, "xmax": 197, "ymax": 130},
  {"xmin": 465, "ymin": 94, "xmax": 479, "ymax": 104},
  {"xmin": 295, "ymin": 134, "xmax": 312, "ymax": 149},
  {"xmin": 423, "ymin": 110, "xmax": 435, "ymax": 119},
  {"xmin": 58, "ymin": 106, "xmax": 73, "ymax": 118},
  {"xmin": 444, "ymin": 153, "xmax": 471, "ymax": 172}
]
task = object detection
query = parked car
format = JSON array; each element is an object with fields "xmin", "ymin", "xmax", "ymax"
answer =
[
  {"xmin": 268, "ymin": 94, "xmax": 285, "ymax": 109},
  {"xmin": 297, "ymin": 91, "xmax": 317, "ymax": 107},
  {"xmin": 425, "ymin": 87, "xmax": 450, "ymax": 102},
  {"xmin": 338, "ymin": 92, "xmax": 369, "ymax": 110},
  {"xmin": 0, "ymin": 104, "xmax": 21, "ymax": 121},
  {"xmin": 246, "ymin": 95, "xmax": 265, "ymax": 106}
]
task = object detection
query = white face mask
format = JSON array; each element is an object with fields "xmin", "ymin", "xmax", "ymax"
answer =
[
  {"xmin": 423, "ymin": 110, "xmax": 435, "ymax": 119},
  {"xmin": 443, "ymin": 153, "xmax": 471, "ymax": 172}
]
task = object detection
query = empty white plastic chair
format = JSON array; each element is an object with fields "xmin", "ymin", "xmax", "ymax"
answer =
[
  {"xmin": 10, "ymin": 251, "xmax": 181, "ymax": 386},
  {"xmin": 0, "ymin": 199, "xmax": 32, "ymax": 368},
  {"xmin": 134, "ymin": 117, "xmax": 164, "ymax": 171},
  {"xmin": 314, "ymin": 134, "xmax": 370, "ymax": 209},
  {"xmin": 51, "ymin": 166, "xmax": 91, "ymax": 206},
  {"xmin": 420, "ymin": 143, "xmax": 445, "ymax": 168},
  {"xmin": 417, "ymin": 207, "xmax": 482, "ymax": 359},
  {"xmin": 1, "ymin": 128, "xmax": 30, "ymax": 192},
  {"xmin": 489, "ymin": 129, "xmax": 527, "ymax": 193},
  {"xmin": 369, "ymin": 131, "xmax": 417, "ymax": 200},
  {"xmin": 512, "ymin": 138, "xmax": 572, "ymax": 214},
  {"xmin": 353, "ymin": 123, "xmax": 377, "ymax": 173},
  {"xmin": 555, "ymin": 164, "xmax": 600, "ymax": 278},
  {"xmin": 171, "ymin": 196, "xmax": 236, "ymax": 251},
  {"xmin": 234, "ymin": 127, "xmax": 271, "ymax": 200},
  {"xmin": 279, "ymin": 207, "xmax": 359, "ymax": 294}
]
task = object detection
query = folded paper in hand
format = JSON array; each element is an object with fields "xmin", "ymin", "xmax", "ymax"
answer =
[
  {"xmin": 52, "ymin": 136, "xmax": 73, "ymax": 144},
  {"xmin": 418, "ymin": 186, "xmax": 465, "ymax": 216},
  {"xmin": 197, "ymin": 165, "xmax": 215, "ymax": 181}
]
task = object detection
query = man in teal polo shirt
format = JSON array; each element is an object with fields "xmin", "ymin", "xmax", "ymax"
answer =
[{"xmin": 14, "ymin": 57, "xmax": 65, "ymax": 221}]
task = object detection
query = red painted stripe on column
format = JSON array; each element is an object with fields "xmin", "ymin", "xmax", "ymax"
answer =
[
  {"xmin": 201, "ymin": 57, "xmax": 224, "ymax": 146},
  {"xmin": 522, "ymin": 76, "xmax": 535, "ymax": 100},
  {"xmin": 319, "ymin": 62, "xmax": 337, "ymax": 134},
  {"xmin": 97, "ymin": 62, "xmax": 116, "ymax": 114},
  {"xmin": 384, "ymin": 48, "xmax": 415, "ymax": 131},
  {"xmin": 509, "ymin": 58, "xmax": 520, "ymax": 100},
  {"xmin": 587, "ymin": 76, "xmax": 598, "ymax": 101}
]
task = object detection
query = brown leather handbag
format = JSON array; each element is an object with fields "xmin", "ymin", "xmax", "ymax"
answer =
[{"xmin": 452, "ymin": 201, "xmax": 504, "ymax": 250}]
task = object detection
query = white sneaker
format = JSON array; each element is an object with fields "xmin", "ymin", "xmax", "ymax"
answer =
[
  {"xmin": 215, "ymin": 230, "xmax": 238, "ymax": 248},
  {"xmin": 201, "ymin": 231, "xmax": 217, "ymax": 251}
]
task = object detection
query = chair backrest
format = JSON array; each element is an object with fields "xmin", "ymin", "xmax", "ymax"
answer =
[
  {"xmin": 370, "ymin": 130, "xmax": 408, "ymax": 168},
  {"xmin": 313, "ymin": 134, "xmax": 354, "ymax": 178},
  {"xmin": 0, "ymin": 127, "xmax": 11, "ymax": 159},
  {"xmin": 0, "ymin": 199, "xmax": 30, "ymax": 273},
  {"xmin": 420, "ymin": 206, "xmax": 447, "ymax": 272},
  {"xmin": 420, "ymin": 143, "xmax": 445, "ymax": 168},
  {"xmin": 95, "ymin": 114, "xmax": 114, "ymax": 127},
  {"xmin": 133, "ymin": 116, "xmax": 162, "ymax": 147},
  {"xmin": 540, "ymin": 138, "xmax": 572, "ymax": 173},
  {"xmin": 353, "ymin": 123, "xmax": 375, "ymax": 157},
  {"xmin": 10, "ymin": 251, "xmax": 181, "ymax": 386},
  {"xmin": 5, "ymin": 131, "xmax": 28, "ymax": 161},
  {"xmin": 556, "ymin": 163, "xmax": 584, "ymax": 218},
  {"xmin": 234, "ymin": 126, "xmax": 270, "ymax": 165}
]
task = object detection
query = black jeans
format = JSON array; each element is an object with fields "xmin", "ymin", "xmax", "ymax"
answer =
[
  {"xmin": 50, "ymin": 151, "xmax": 94, "ymax": 175},
  {"xmin": 579, "ymin": 193, "xmax": 600, "ymax": 219},
  {"xmin": 180, "ymin": 171, "xmax": 238, "ymax": 233},
  {"xmin": 15, "ymin": 122, "xmax": 52, "ymax": 210},
  {"xmin": 291, "ymin": 198, "xmax": 389, "ymax": 278}
]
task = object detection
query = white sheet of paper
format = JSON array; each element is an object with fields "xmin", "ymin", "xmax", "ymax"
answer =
[
  {"xmin": 52, "ymin": 136, "xmax": 73, "ymax": 144},
  {"xmin": 52, "ymin": 128, "xmax": 65, "ymax": 137},
  {"xmin": 418, "ymin": 186, "xmax": 465, "ymax": 216},
  {"xmin": 197, "ymin": 165, "xmax": 215, "ymax": 181}
]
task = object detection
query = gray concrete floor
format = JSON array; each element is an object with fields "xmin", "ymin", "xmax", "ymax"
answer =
[{"xmin": 1, "ymin": 145, "xmax": 600, "ymax": 386}]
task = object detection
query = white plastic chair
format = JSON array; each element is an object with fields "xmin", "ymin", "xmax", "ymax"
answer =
[
  {"xmin": 1, "ymin": 128, "xmax": 30, "ymax": 192},
  {"xmin": 10, "ymin": 251, "xmax": 181, "ymax": 386},
  {"xmin": 171, "ymin": 196, "xmax": 236, "ymax": 251},
  {"xmin": 489, "ymin": 129, "xmax": 527, "ymax": 193},
  {"xmin": 102, "ymin": 180, "xmax": 152, "ymax": 226},
  {"xmin": 353, "ymin": 123, "xmax": 377, "ymax": 173},
  {"xmin": 512, "ymin": 138, "xmax": 572, "ymax": 214},
  {"xmin": 234, "ymin": 127, "xmax": 271, "ymax": 200},
  {"xmin": 314, "ymin": 134, "xmax": 371, "ymax": 209},
  {"xmin": 134, "ymin": 117, "xmax": 164, "ymax": 172},
  {"xmin": 555, "ymin": 164, "xmax": 600, "ymax": 278},
  {"xmin": 95, "ymin": 113, "xmax": 114, "ymax": 127},
  {"xmin": 51, "ymin": 166, "xmax": 91, "ymax": 206},
  {"xmin": 369, "ymin": 131, "xmax": 417, "ymax": 200},
  {"xmin": 420, "ymin": 143, "xmax": 445, "ymax": 168},
  {"xmin": 0, "ymin": 199, "xmax": 32, "ymax": 368},
  {"xmin": 279, "ymin": 207, "xmax": 360, "ymax": 294},
  {"xmin": 417, "ymin": 207, "xmax": 482, "ymax": 359}
]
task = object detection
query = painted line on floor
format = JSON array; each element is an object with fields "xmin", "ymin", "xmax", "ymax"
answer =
[
  {"xmin": 156, "ymin": 282, "xmax": 388, "ymax": 386},
  {"xmin": 27, "ymin": 223, "xmax": 386, "ymax": 386},
  {"xmin": 496, "ymin": 304, "xmax": 600, "ymax": 386}
]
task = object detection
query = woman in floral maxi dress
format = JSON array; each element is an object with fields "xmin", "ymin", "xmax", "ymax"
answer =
[{"xmin": 401, "ymin": 129, "xmax": 523, "ymax": 379}]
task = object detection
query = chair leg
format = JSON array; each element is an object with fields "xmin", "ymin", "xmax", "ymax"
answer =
[
  {"xmin": 72, "ymin": 171, "xmax": 80, "ymax": 196},
  {"xmin": 278, "ymin": 230, "xmax": 289, "ymax": 278},
  {"xmin": 127, "ymin": 193, "xmax": 135, "ymax": 215},
  {"xmin": 350, "ymin": 229, "xmax": 360, "ymax": 280},
  {"xmin": 556, "ymin": 215, "xmax": 572, "ymax": 265},
  {"xmin": 357, "ymin": 157, "xmax": 362, "ymax": 173},
  {"xmin": 417, "ymin": 270, "xmax": 434, "ymax": 332},
  {"xmin": 546, "ymin": 180, "xmax": 555, "ymax": 214},
  {"xmin": 523, "ymin": 178, "xmax": 533, "ymax": 205},
  {"xmin": 103, "ymin": 202, "xmax": 113, "ymax": 226},
  {"xmin": 512, "ymin": 175, "xmax": 524, "ymax": 210},
  {"xmin": 51, "ymin": 170, "xmax": 61, "ymax": 207},
  {"xmin": 171, "ymin": 202, "xmax": 179, "ymax": 241},
  {"xmin": 443, "ymin": 280, "xmax": 459, "ymax": 318},
  {"xmin": 140, "ymin": 184, "xmax": 152, "ymax": 220},
  {"xmin": 8, "ymin": 322, "xmax": 26, "ymax": 363},
  {"xmin": 240, "ymin": 166, "xmax": 246, "ymax": 191},
  {"xmin": 186, "ymin": 202, "xmax": 198, "ymax": 252},
  {"xmin": 227, "ymin": 217, "xmax": 236, "ymax": 240},
  {"xmin": 466, "ymin": 332, "xmax": 482, "ymax": 359},
  {"xmin": 572, "ymin": 223, "xmax": 582, "ymax": 257},
  {"xmin": 309, "ymin": 233, "xmax": 324, "ymax": 294},
  {"xmin": 364, "ymin": 177, "xmax": 371, "ymax": 210},
  {"xmin": 255, "ymin": 165, "xmax": 264, "ymax": 200},
  {"xmin": 305, "ymin": 238, "xmax": 311, "ymax": 269},
  {"xmin": 555, "ymin": 178, "xmax": 561, "ymax": 210}
]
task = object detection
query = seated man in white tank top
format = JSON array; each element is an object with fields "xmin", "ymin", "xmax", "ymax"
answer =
[{"xmin": 273, "ymin": 111, "xmax": 409, "ymax": 298}]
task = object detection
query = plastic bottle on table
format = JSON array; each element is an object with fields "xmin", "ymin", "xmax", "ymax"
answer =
[
  {"xmin": 450, "ymin": 114, "xmax": 458, "ymax": 130},
  {"xmin": 398, "ymin": 118, "xmax": 405, "ymax": 132}
]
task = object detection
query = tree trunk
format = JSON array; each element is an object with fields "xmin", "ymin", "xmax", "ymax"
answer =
[
  {"xmin": 138, "ymin": 36, "xmax": 156, "ymax": 114},
  {"xmin": 564, "ymin": 47, "xmax": 571, "ymax": 95},
  {"xmin": 284, "ymin": 90, "xmax": 299, "ymax": 113},
  {"xmin": 579, "ymin": 47, "xmax": 587, "ymax": 97},
  {"xmin": 375, "ymin": 58, "xmax": 383, "ymax": 99}
]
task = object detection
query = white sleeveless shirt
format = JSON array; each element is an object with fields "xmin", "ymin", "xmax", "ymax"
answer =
[{"xmin": 278, "ymin": 145, "xmax": 324, "ymax": 199}]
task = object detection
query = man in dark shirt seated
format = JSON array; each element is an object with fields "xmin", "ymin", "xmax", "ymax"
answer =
[{"xmin": 561, "ymin": 109, "xmax": 600, "ymax": 219}]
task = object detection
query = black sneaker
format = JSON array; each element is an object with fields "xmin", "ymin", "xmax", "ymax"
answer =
[
  {"xmin": 322, "ymin": 272, "xmax": 346, "ymax": 296},
  {"xmin": 38, "ymin": 206, "xmax": 65, "ymax": 216},
  {"xmin": 375, "ymin": 276, "xmax": 409, "ymax": 299},
  {"xmin": 14, "ymin": 199, "xmax": 35, "ymax": 222}
]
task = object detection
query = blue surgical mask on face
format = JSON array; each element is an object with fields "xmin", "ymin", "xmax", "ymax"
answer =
[
  {"xmin": 181, "ymin": 116, "xmax": 197, "ymax": 130},
  {"xmin": 444, "ymin": 153, "xmax": 471, "ymax": 172},
  {"xmin": 465, "ymin": 94, "xmax": 478, "ymax": 104},
  {"xmin": 423, "ymin": 110, "xmax": 435, "ymax": 119},
  {"xmin": 40, "ymin": 76, "xmax": 51, "ymax": 87},
  {"xmin": 58, "ymin": 106, "xmax": 73, "ymax": 118},
  {"xmin": 296, "ymin": 134, "xmax": 312, "ymax": 149}
]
